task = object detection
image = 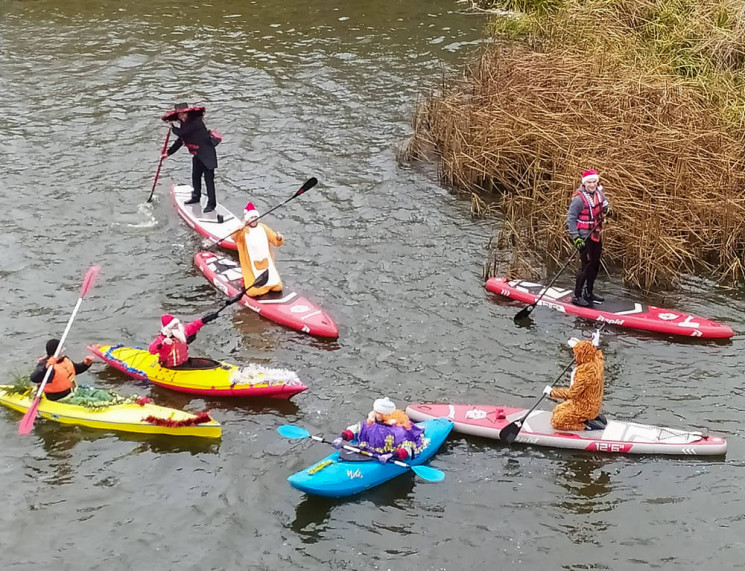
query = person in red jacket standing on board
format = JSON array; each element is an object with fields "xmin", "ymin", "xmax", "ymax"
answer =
[{"xmin": 148, "ymin": 312, "xmax": 218, "ymax": 369}]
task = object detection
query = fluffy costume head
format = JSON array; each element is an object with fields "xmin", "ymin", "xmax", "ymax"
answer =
[
  {"xmin": 373, "ymin": 397, "xmax": 396, "ymax": 415},
  {"xmin": 572, "ymin": 340, "xmax": 597, "ymax": 364},
  {"xmin": 46, "ymin": 338, "xmax": 61, "ymax": 356},
  {"xmin": 581, "ymin": 169, "xmax": 599, "ymax": 185},
  {"xmin": 160, "ymin": 315, "xmax": 187, "ymax": 343},
  {"xmin": 243, "ymin": 202, "xmax": 260, "ymax": 223}
]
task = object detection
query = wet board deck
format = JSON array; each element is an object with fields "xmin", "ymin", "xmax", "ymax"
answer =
[
  {"xmin": 194, "ymin": 251, "xmax": 339, "ymax": 339},
  {"xmin": 486, "ymin": 277, "xmax": 733, "ymax": 339},
  {"xmin": 171, "ymin": 184, "xmax": 239, "ymax": 249},
  {"xmin": 407, "ymin": 404, "xmax": 726, "ymax": 456}
]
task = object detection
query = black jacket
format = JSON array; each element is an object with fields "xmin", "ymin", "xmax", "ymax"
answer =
[
  {"xmin": 30, "ymin": 356, "xmax": 91, "ymax": 384},
  {"xmin": 168, "ymin": 115, "xmax": 218, "ymax": 170}
]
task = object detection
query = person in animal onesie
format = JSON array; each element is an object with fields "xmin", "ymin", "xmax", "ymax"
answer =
[
  {"xmin": 230, "ymin": 202, "xmax": 284, "ymax": 297},
  {"xmin": 545, "ymin": 339, "xmax": 605, "ymax": 431},
  {"xmin": 332, "ymin": 397, "xmax": 428, "ymax": 463}
]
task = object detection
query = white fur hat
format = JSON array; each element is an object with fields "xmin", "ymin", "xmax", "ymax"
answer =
[{"xmin": 373, "ymin": 397, "xmax": 396, "ymax": 415}]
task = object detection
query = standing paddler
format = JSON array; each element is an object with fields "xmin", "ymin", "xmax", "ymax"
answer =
[
  {"xmin": 230, "ymin": 202, "xmax": 285, "ymax": 297},
  {"xmin": 567, "ymin": 169, "xmax": 612, "ymax": 307}
]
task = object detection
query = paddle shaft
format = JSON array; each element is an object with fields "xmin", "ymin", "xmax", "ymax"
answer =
[
  {"xmin": 309, "ymin": 434, "xmax": 415, "ymax": 470},
  {"xmin": 147, "ymin": 129, "xmax": 171, "ymax": 203},
  {"xmin": 213, "ymin": 270, "xmax": 269, "ymax": 315}
]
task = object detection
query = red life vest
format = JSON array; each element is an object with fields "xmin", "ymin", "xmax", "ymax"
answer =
[
  {"xmin": 574, "ymin": 187, "xmax": 606, "ymax": 241},
  {"xmin": 158, "ymin": 339, "xmax": 189, "ymax": 367},
  {"xmin": 44, "ymin": 358, "xmax": 76, "ymax": 394}
]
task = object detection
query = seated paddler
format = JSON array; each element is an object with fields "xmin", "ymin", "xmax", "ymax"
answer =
[
  {"xmin": 333, "ymin": 397, "xmax": 427, "ymax": 463},
  {"xmin": 148, "ymin": 311, "xmax": 218, "ymax": 369},
  {"xmin": 30, "ymin": 338, "xmax": 94, "ymax": 401},
  {"xmin": 230, "ymin": 201, "xmax": 284, "ymax": 297}
]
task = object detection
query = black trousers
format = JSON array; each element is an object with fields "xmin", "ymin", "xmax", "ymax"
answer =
[
  {"xmin": 191, "ymin": 157, "xmax": 216, "ymax": 206},
  {"xmin": 574, "ymin": 239, "xmax": 602, "ymax": 298}
]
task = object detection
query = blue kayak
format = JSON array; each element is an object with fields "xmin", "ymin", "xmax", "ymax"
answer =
[{"xmin": 287, "ymin": 418, "xmax": 453, "ymax": 498}]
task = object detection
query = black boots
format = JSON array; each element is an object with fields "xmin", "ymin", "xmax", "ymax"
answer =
[
  {"xmin": 185, "ymin": 196, "xmax": 200, "ymax": 205},
  {"xmin": 572, "ymin": 295, "xmax": 591, "ymax": 307},
  {"xmin": 584, "ymin": 291, "xmax": 605, "ymax": 303},
  {"xmin": 203, "ymin": 203, "xmax": 216, "ymax": 213}
]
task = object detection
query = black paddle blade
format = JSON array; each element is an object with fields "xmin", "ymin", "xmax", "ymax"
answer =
[
  {"xmin": 252, "ymin": 270, "xmax": 269, "ymax": 289},
  {"xmin": 498, "ymin": 421, "xmax": 522, "ymax": 444},
  {"xmin": 514, "ymin": 304, "xmax": 535, "ymax": 322},
  {"xmin": 297, "ymin": 177, "xmax": 318, "ymax": 195}
]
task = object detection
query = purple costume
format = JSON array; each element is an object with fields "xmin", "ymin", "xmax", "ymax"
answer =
[{"xmin": 356, "ymin": 421, "xmax": 427, "ymax": 457}]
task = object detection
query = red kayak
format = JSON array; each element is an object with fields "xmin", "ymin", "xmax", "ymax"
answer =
[
  {"xmin": 486, "ymin": 277, "xmax": 733, "ymax": 339},
  {"xmin": 194, "ymin": 252, "xmax": 339, "ymax": 339}
]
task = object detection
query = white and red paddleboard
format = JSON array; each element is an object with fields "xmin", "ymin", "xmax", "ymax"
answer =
[
  {"xmin": 486, "ymin": 277, "xmax": 733, "ymax": 339},
  {"xmin": 194, "ymin": 251, "xmax": 339, "ymax": 339},
  {"xmin": 407, "ymin": 403, "xmax": 727, "ymax": 456},
  {"xmin": 171, "ymin": 184, "xmax": 240, "ymax": 249}
]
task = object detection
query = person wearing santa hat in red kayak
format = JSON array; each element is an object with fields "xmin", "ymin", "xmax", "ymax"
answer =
[
  {"xmin": 567, "ymin": 169, "xmax": 612, "ymax": 307},
  {"xmin": 230, "ymin": 202, "xmax": 285, "ymax": 297},
  {"xmin": 148, "ymin": 311, "xmax": 219, "ymax": 369},
  {"xmin": 161, "ymin": 103, "xmax": 220, "ymax": 213}
]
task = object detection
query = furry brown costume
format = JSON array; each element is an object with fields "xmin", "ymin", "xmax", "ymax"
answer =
[{"xmin": 549, "ymin": 340, "xmax": 604, "ymax": 431}]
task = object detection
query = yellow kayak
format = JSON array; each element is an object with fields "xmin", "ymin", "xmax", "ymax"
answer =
[
  {"xmin": 89, "ymin": 344, "xmax": 307, "ymax": 399},
  {"xmin": 0, "ymin": 386, "xmax": 221, "ymax": 438}
]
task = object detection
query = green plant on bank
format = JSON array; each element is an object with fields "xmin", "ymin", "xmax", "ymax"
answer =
[{"xmin": 404, "ymin": 0, "xmax": 745, "ymax": 289}]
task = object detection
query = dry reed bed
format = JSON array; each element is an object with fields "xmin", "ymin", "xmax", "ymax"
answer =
[{"xmin": 405, "ymin": 0, "xmax": 745, "ymax": 289}]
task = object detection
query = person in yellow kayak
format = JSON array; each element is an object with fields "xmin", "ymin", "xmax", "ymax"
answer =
[
  {"xmin": 230, "ymin": 201, "xmax": 284, "ymax": 297},
  {"xmin": 29, "ymin": 339, "xmax": 94, "ymax": 401},
  {"xmin": 333, "ymin": 397, "xmax": 428, "ymax": 463},
  {"xmin": 148, "ymin": 312, "xmax": 218, "ymax": 369}
]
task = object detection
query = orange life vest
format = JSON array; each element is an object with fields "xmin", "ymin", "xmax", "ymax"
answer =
[{"xmin": 44, "ymin": 358, "xmax": 76, "ymax": 394}]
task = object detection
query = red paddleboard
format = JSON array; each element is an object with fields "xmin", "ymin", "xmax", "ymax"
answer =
[
  {"xmin": 194, "ymin": 252, "xmax": 339, "ymax": 339},
  {"xmin": 407, "ymin": 403, "xmax": 727, "ymax": 456},
  {"xmin": 171, "ymin": 184, "xmax": 239, "ymax": 249},
  {"xmin": 486, "ymin": 277, "xmax": 733, "ymax": 339}
]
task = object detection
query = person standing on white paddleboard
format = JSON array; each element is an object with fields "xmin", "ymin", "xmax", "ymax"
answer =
[
  {"xmin": 230, "ymin": 202, "xmax": 285, "ymax": 297},
  {"xmin": 567, "ymin": 169, "xmax": 612, "ymax": 307},
  {"xmin": 161, "ymin": 103, "xmax": 220, "ymax": 213}
]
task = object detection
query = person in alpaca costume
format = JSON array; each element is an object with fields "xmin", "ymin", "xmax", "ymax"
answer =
[{"xmin": 545, "ymin": 339, "xmax": 605, "ymax": 431}]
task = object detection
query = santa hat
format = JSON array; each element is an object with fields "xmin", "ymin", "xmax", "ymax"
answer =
[
  {"xmin": 581, "ymin": 169, "xmax": 600, "ymax": 184},
  {"xmin": 243, "ymin": 202, "xmax": 260, "ymax": 222},
  {"xmin": 373, "ymin": 397, "xmax": 396, "ymax": 415},
  {"xmin": 160, "ymin": 314, "xmax": 181, "ymax": 335}
]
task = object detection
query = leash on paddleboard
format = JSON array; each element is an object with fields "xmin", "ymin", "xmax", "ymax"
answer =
[
  {"xmin": 514, "ymin": 219, "xmax": 602, "ymax": 322},
  {"xmin": 147, "ymin": 129, "xmax": 171, "ymax": 203},
  {"xmin": 277, "ymin": 424, "xmax": 445, "ymax": 482},
  {"xmin": 19, "ymin": 265, "xmax": 101, "ymax": 435},
  {"xmin": 207, "ymin": 177, "xmax": 318, "ymax": 248},
  {"xmin": 499, "ymin": 324, "xmax": 605, "ymax": 444}
]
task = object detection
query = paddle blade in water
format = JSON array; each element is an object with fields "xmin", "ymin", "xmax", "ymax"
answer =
[
  {"xmin": 514, "ymin": 305, "xmax": 534, "ymax": 322},
  {"xmin": 498, "ymin": 422, "xmax": 522, "ymax": 444},
  {"xmin": 277, "ymin": 424, "xmax": 310, "ymax": 439},
  {"xmin": 18, "ymin": 398, "xmax": 41, "ymax": 435},
  {"xmin": 411, "ymin": 464, "xmax": 445, "ymax": 482}
]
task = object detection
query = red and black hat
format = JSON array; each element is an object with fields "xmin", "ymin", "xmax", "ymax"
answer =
[{"xmin": 161, "ymin": 102, "xmax": 206, "ymax": 122}]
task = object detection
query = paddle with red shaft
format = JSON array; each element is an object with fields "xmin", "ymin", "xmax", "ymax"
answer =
[
  {"xmin": 277, "ymin": 424, "xmax": 445, "ymax": 482},
  {"xmin": 499, "ymin": 324, "xmax": 605, "ymax": 444},
  {"xmin": 146, "ymin": 129, "xmax": 171, "ymax": 203},
  {"xmin": 19, "ymin": 265, "xmax": 101, "ymax": 435},
  {"xmin": 514, "ymin": 220, "xmax": 601, "ymax": 322},
  {"xmin": 209, "ymin": 177, "xmax": 318, "ymax": 248},
  {"xmin": 214, "ymin": 271, "xmax": 269, "ymax": 315}
]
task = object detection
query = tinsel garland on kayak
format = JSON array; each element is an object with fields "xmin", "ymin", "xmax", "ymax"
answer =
[
  {"xmin": 5, "ymin": 377, "xmax": 152, "ymax": 411},
  {"xmin": 143, "ymin": 411, "xmax": 213, "ymax": 427}
]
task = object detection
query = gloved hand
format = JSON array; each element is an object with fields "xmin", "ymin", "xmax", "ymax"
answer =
[
  {"xmin": 332, "ymin": 437, "xmax": 344, "ymax": 449},
  {"xmin": 276, "ymin": 232, "xmax": 283, "ymax": 242},
  {"xmin": 604, "ymin": 206, "xmax": 613, "ymax": 219},
  {"xmin": 573, "ymin": 237, "xmax": 586, "ymax": 251},
  {"xmin": 201, "ymin": 311, "xmax": 220, "ymax": 324},
  {"xmin": 543, "ymin": 385, "xmax": 553, "ymax": 397},
  {"xmin": 394, "ymin": 448, "xmax": 409, "ymax": 460},
  {"xmin": 378, "ymin": 453, "xmax": 393, "ymax": 464},
  {"xmin": 163, "ymin": 337, "xmax": 173, "ymax": 345},
  {"xmin": 341, "ymin": 429, "xmax": 354, "ymax": 441},
  {"xmin": 161, "ymin": 152, "xmax": 169, "ymax": 160},
  {"xmin": 84, "ymin": 355, "xmax": 94, "ymax": 366}
]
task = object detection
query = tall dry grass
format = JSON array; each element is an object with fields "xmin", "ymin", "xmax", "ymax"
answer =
[{"xmin": 405, "ymin": 0, "xmax": 745, "ymax": 289}]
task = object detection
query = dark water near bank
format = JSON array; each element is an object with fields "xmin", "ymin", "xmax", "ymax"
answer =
[{"xmin": 1, "ymin": 0, "xmax": 744, "ymax": 569}]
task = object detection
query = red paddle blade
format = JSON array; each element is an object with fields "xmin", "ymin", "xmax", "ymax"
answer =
[
  {"xmin": 80, "ymin": 265, "xmax": 101, "ymax": 298},
  {"xmin": 18, "ymin": 397, "xmax": 41, "ymax": 435}
]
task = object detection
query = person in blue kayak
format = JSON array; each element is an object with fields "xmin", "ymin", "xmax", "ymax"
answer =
[
  {"xmin": 567, "ymin": 169, "xmax": 612, "ymax": 307},
  {"xmin": 333, "ymin": 397, "xmax": 428, "ymax": 463},
  {"xmin": 30, "ymin": 339, "xmax": 94, "ymax": 401},
  {"xmin": 161, "ymin": 102, "xmax": 220, "ymax": 213},
  {"xmin": 148, "ymin": 312, "xmax": 218, "ymax": 369}
]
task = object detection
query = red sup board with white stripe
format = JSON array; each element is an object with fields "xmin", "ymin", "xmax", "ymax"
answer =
[
  {"xmin": 486, "ymin": 277, "xmax": 733, "ymax": 339},
  {"xmin": 194, "ymin": 252, "xmax": 339, "ymax": 339},
  {"xmin": 407, "ymin": 403, "xmax": 727, "ymax": 456}
]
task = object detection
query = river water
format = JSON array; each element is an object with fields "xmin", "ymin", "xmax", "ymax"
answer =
[{"xmin": 2, "ymin": 0, "xmax": 744, "ymax": 569}]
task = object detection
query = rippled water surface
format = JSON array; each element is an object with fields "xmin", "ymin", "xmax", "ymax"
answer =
[{"xmin": 2, "ymin": 1, "xmax": 745, "ymax": 569}]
